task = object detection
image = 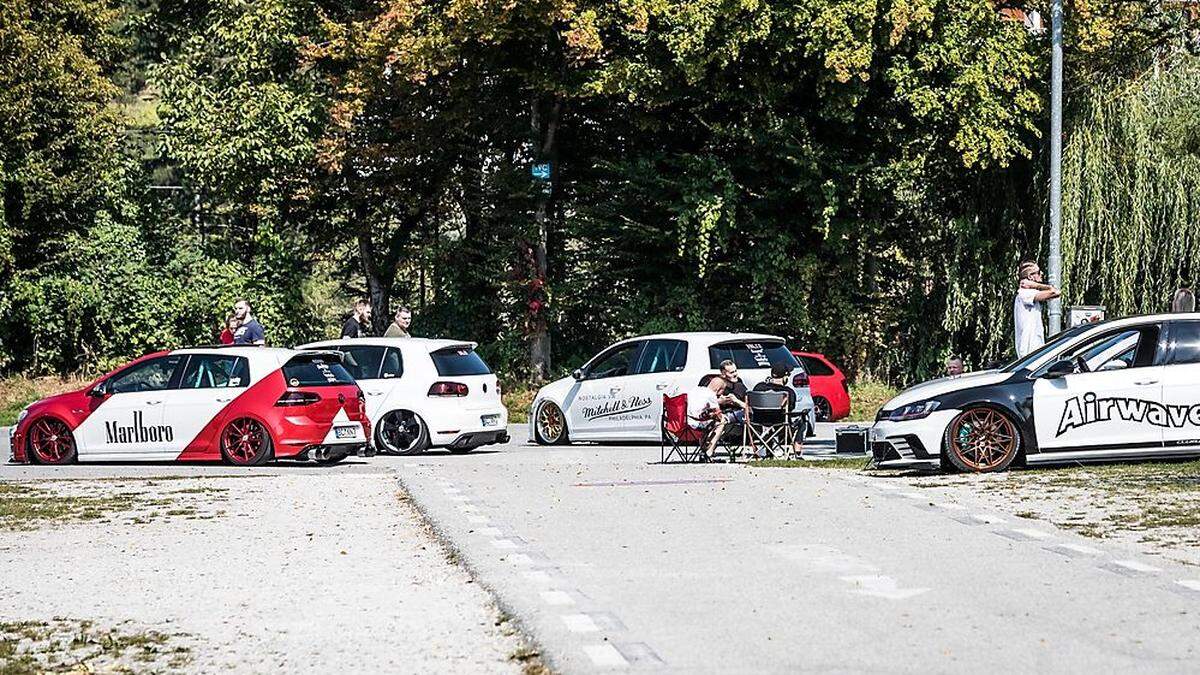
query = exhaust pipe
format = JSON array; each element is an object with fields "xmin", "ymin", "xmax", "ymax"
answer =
[{"xmin": 311, "ymin": 446, "xmax": 329, "ymax": 461}]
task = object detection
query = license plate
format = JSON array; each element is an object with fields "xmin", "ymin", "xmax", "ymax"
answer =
[
  {"xmin": 334, "ymin": 425, "xmax": 357, "ymax": 439},
  {"xmin": 481, "ymin": 415, "xmax": 499, "ymax": 428}
]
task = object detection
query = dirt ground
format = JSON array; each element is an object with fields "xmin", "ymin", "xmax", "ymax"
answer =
[{"xmin": 0, "ymin": 472, "xmax": 539, "ymax": 674}]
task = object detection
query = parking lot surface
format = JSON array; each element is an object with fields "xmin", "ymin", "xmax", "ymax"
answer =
[{"xmin": 5, "ymin": 428, "xmax": 1200, "ymax": 673}]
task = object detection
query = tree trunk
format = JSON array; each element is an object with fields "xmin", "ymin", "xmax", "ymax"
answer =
[
  {"xmin": 529, "ymin": 96, "xmax": 561, "ymax": 382},
  {"xmin": 357, "ymin": 221, "xmax": 391, "ymax": 336}
]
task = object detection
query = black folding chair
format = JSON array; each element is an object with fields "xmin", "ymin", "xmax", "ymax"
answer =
[{"xmin": 744, "ymin": 390, "xmax": 796, "ymax": 460}]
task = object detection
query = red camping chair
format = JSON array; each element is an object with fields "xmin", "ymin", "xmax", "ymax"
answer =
[{"xmin": 661, "ymin": 393, "xmax": 712, "ymax": 463}]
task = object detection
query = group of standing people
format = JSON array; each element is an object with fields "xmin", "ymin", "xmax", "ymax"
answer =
[
  {"xmin": 216, "ymin": 298, "xmax": 415, "ymax": 346},
  {"xmin": 340, "ymin": 300, "xmax": 414, "ymax": 339}
]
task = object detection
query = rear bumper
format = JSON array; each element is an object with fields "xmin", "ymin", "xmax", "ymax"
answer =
[{"xmin": 447, "ymin": 430, "xmax": 510, "ymax": 449}]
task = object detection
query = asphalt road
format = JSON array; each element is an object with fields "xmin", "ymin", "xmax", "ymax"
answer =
[{"xmin": 6, "ymin": 427, "xmax": 1200, "ymax": 673}]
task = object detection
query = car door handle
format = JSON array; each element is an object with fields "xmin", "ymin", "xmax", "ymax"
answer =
[
  {"xmin": 655, "ymin": 383, "xmax": 669, "ymax": 391},
  {"xmin": 1134, "ymin": 379, "xmax": 1159, "ymax": 386},
  {"xmin": 145, "ymin": 400, "xmax": 162, "ymax": 405},
  {"xmin": 367, "ymin": 391, "xmax": 383, "ymax": 396},
  {"xmin": 215, "ymin": 396, "xmax": 234, "ymax": 403}
]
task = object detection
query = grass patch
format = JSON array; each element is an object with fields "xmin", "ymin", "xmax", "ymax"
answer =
[
  {"xmin": 747, "ymin": 457, "xmax": 869, "ymax": 470},
  {"xmin": 847, "ymin": 378, "xmax": 898, "ymax": 422},
  {"xmin": 0, "ymin": 483, "xmax": 145, "ymax": 530},
  {"xmin": 0, "ymin": 618, "xmax": 190, "ymax": 673},
  {"xmin": 501, "ymin": 381, "xmax": 538, "ymax": 425},
  {"xmin": 0, "ymin": 375, "xmax": 90, "ymax": 427}
]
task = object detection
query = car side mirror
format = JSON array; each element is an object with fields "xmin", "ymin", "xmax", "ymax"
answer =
[
  {"xmin": 572, "ymin": 369, "xmax": 584, "ymax": 381},
  {"xmin": 88, "ymin": 381, "xmax": 108, "ymax": 397},
  {"xmin": 1042, "ymin": 358, "xmax": 1075, "ymax": 379}
]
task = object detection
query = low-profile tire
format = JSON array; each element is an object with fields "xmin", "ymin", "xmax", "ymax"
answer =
[
  {"xmin": 942, "ymin": 407, "xmax": 1021, "ymax": 473},
  {"xmin": 220, "ymin": 418, "xmax": 274, "ymax": 466},
  {"xmin": 27, "ymin": 417, "xmax": 77, "ymax": 465},
  {"xmin": 376, "ymin": 410, "xmax": 430, "ymax": 455},
  {"xmin": 813, "ymin": 397, "xmax": 833, "ymax": 423},
  {"xmin": 534, "ymin": 401, "xmax": 569, "ymax": 445}
]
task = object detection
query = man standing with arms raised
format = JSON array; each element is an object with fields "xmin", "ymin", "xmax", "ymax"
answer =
[{"xmin": 1014, "ymin": 261, "xmax": 1061, "ymax": 357}]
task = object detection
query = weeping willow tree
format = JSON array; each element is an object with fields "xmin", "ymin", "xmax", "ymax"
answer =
[{"xmin": 1063, "ymin": 60, "xmax": 1200, "ymax": 315}]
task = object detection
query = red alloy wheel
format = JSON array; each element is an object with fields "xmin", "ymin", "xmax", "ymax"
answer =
[
  {"xmin": 28, "ymin": 417, "xmax": 76, "ymax": 464},
  {"xmin": 220, "ymin": 418, "xmax": 271, "ymax": 466}
]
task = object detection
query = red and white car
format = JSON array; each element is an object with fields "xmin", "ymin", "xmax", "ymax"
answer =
[
  {"xmin": 791, "ymin": 351, "xmax": 851, "ymax": 422},
  {"xmin": 9, "ymin": 347, "xmax": 372, "ymax": 466}
]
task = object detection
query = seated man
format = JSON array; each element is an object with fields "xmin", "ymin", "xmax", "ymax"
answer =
[
  {"xmin": 751, "ymin": 361, "xmax": 804, "ymax": 457},
  {"xmin": 717, "ymin": 359, "xmax": 750, "ymax": 424},
  {"xmin": 687, "ymin": 376, "xmax": 730, "ymax": 457}
]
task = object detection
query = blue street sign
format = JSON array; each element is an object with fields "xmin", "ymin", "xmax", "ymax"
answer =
[{"xmin": 531, "ymin": 163, "xmax": 552, "ymax": 181}]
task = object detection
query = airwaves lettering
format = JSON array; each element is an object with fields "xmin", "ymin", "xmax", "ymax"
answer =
[
  {"xmin": 1057, "ymin": 393, "xmax": 1200, "ymax": 437},
  {"xmin": 105, "ymin": 410, "xmax": 174, "ymax": 444},
  {"xmin": 580, "ymin": 396, "xmax": 653, "ymax": 421}
]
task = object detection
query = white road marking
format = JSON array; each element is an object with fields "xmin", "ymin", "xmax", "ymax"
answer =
[
  {"xmin": 404, "ymin": 463, "xmax": 421, "ymax": 468},
  {"xmin": 508, "ymin": 553, "xmax": 534, "ymax": 565},
  {"xmin": 901, "ymin": 492, "xmax": 925, "ymax": 500},
  {"xmin": 583, "ymin": 644, "xmax": 629, "ymax": 668},
  {"xmin": 490, "ymin": 538, "xmax": 519, "ymax": 550},
  {"xmin": 972, "ymin": 514, "xmax": 1006, "ymax": 524},
  {"xmin": 523, "ymin": 570, "xmax": 553, "ymax": 583},
  {"xmin": 540, "ymin": 590, "xmax": 576, "ymax": 606},
  {"xmin": 442, "ymin": 487, "xmax": 461, "ymax": 494},
  {"xmin": 932, "ymin": 502, "xmax": 966, "ymax": 511},
  {"xmin": 770, "ymin": 545, "xmax": 879, "ymax": 574},
  {"xmin": 1113, "ymin": 560, "xmax": 1161, "ymax": 574},
  {"xmin": 839, "ymin": 575, "xmax": 930, "ymax": 600},
  {"xmin": 1010, "ymin": 528, "xmax": 1053, "ymax": 540},
  {"xmin": 1046, "ymin": 543, "xmax": 1102, "ymax": 557},
  {"xmin": 1176, "ymin": 580, "xmax": 1200, "ymax": 592},
  {"xmin": 561, "ymin": 613, "xmax": 600, "ymax": 633}
]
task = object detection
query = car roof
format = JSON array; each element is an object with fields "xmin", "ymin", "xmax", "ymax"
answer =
[
  {"xmin": 300, "ymin": 337, "xmax": 478, "ymax": 352},
  {"xmin": 615, "ymin": 331, "xmax": 787, "ymax": 343}
]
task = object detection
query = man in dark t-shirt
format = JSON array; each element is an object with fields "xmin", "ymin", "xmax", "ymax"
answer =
[
  {"xmin": 341, "ymin": 299, "xmax": 372, "ymax": 339},
  {"xmin": 232, "ymin": 299, "xmax": 266, "ymax": 345},
  {"xmin": 752, "ymin": 361, "xmax": 797, "ymax": 410}
]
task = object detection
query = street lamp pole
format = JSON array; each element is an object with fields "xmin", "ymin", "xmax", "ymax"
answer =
[{"xmin": 1047, "ymin": 0, "xmax": 1064, "ymax": 335}]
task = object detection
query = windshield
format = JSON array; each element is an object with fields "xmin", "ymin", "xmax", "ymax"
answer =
[{"xmin": 999, "ymin": 323, "xmax": 1095, "ymax": 373}]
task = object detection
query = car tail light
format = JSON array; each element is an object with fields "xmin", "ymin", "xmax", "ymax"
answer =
[
  {"xmin": 792, "ymin": 371, "xmax": 810, "ymax": 388},
  {"xmin": 428, "ymin": 382, "xmax": 469, "ymax": 397},
  {"xmin": 357, "ymin": 388, "xmax": 366, "ymax": 409},
  {"xmin": 276, "ymin": 391, "xmax": 321, "ymax": 407}
]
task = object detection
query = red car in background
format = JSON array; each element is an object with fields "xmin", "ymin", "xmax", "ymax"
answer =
[{"xmin": 791, "ymin": 351, "xmax": 850, "ymax": 422}]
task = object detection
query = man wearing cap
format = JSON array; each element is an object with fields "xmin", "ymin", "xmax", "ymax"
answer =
[{"xmin": 751, "ymin": 361, "xmax": 804, "ymax": 456}]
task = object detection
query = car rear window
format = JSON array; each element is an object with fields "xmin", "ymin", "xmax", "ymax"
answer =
[
  {"xmin": 431, "ymin": 347, "xmax": 492, "ymax": 376},
  {"xmin": 708, "ymin": 341, "xmax": 799, "ymax": 370},
  {"xmin": 283, "ymin": 354, "xmax": 356, "ymax": 386},
  {"xmin": 800, "ymin": 355, "xmax": 834, "ymax": 376}
]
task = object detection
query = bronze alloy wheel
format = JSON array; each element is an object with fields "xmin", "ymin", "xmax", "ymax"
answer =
[
  {"xmin": 535, "ymin": 402, "xmax": 566, "ymax": 445},
  {"xmin": 945, "ymin": 408, "xmax": 1020, "ymax": 473}
]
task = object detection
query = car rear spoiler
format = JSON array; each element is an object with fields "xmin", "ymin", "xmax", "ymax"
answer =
[
  {"xmin": 427, "ymin": 342, "xmax": 479, "ymax": 353},
  {"xmin": 286, "ymin": 350, "xmax": 347, "ymax": 364}
]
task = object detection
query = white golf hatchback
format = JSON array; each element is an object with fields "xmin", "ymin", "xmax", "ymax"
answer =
[
  {"xmin": 529, "ymin": 332, "xmax": 815, "ymax": 444},
  {"xmin": 299, "ymin": 338, "xmax": 509, "ymax": 454}
]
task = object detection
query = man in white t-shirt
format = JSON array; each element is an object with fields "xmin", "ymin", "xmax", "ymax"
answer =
[
  {"xmin": 686, "ymin": 377, "xmax": 728, "ymax": 456},
  {"xmin": 1014, "ymin": 261, "xmax": 1061, "ymax": 357}
]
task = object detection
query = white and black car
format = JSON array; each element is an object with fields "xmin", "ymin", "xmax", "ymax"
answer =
[{"xmin": 872, "ymin": 313, "xmax": 1200, "ymax": 472}]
